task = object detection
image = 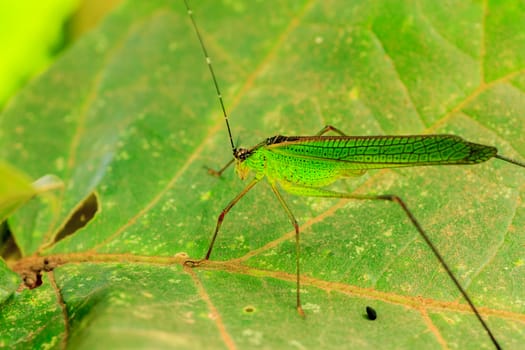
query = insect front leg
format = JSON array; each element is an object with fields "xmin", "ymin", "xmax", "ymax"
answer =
[
  {"xmin": 205, "ymin": 158, "xmax": 235, "ymax": 177},
  {"xmin": 268, "ymin": 183, "xmax": 304, "ymax": 317},
  {"xmin": 185, "ymin": 177, "xmax": 260, "ymax": 267}
]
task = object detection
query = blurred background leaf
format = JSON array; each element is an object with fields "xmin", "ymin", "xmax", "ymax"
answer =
[{"xmin": 0, "ymin": 0, "xmax": 122, "ymax": 109}]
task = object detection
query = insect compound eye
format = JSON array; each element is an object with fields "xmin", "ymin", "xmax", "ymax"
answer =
[{"xmin": 234, "ymin": 148, "xmax": 250, "ymax": 160}]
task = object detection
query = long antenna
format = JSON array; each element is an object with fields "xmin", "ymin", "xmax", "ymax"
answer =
[{"xmin": 184, "ymin": 0, "xmax": 236, "ymax": 152}]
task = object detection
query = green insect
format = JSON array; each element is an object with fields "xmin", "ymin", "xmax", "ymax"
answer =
[{"xmin": 183, "ymin": 1, "xmax": 522, "ymax": 349}]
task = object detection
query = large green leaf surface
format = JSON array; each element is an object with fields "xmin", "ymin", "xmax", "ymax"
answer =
[{"xmin": 1, "ymin": 0, "xmax": 524, "ymax": 349}]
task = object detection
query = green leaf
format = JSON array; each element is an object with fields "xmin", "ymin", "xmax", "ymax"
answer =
[
  {"xmin": 0, "ymin": 259, "xmax": 19, "ymax": 304},
  {"xmin": 1, "ymin": 0, "xmax": 524, "ymax": 349},
  {"xmin": 0, "ymin": 0, "xmax": 80, "ymax": 106},
  {"xmin": 0, "ymin": 160, "xmax": 62, "ymax": 254},
  {"xmin": 0, "ymin": 161, "xmax": 63, "ymax": 252},
  {"xmin": 0, "ymin": 161, "xmax": 35, "ymax": 223},
  {"xmin": 0, "ymin": 272, "xmax": 64, "ymax": 349}
]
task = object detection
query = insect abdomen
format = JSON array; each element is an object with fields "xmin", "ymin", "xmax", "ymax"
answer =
[{"xmin": 261, "ymin": 148, "xmax": 363, "ymax": 187}]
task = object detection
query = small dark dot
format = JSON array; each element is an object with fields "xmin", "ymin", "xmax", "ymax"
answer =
[
  {"xmin": 243, "ymin": 306, "xmax": 256, "ymax": 313},
  {"xmin": 366, "ymin": 306, "xmax": 377, "ymax": 320}
]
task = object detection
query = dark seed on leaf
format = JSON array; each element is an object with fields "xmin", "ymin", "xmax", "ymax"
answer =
[{"xmin": 366, "ymin": 306, "xmax": 377, "ymax": 320}]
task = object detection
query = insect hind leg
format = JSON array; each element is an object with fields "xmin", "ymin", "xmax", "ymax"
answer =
[
  {"xmin": 280, "ymin": 183, "xmax": 500, "ymax": 349},
  {"xmin": 268, "ymin": 183, "xmax": 305, "ymax": 317}
]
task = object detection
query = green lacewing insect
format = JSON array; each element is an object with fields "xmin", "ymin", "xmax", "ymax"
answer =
[{"xmin": 183, "ymin": 1, "xmax": 523, "ymax": 348}]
